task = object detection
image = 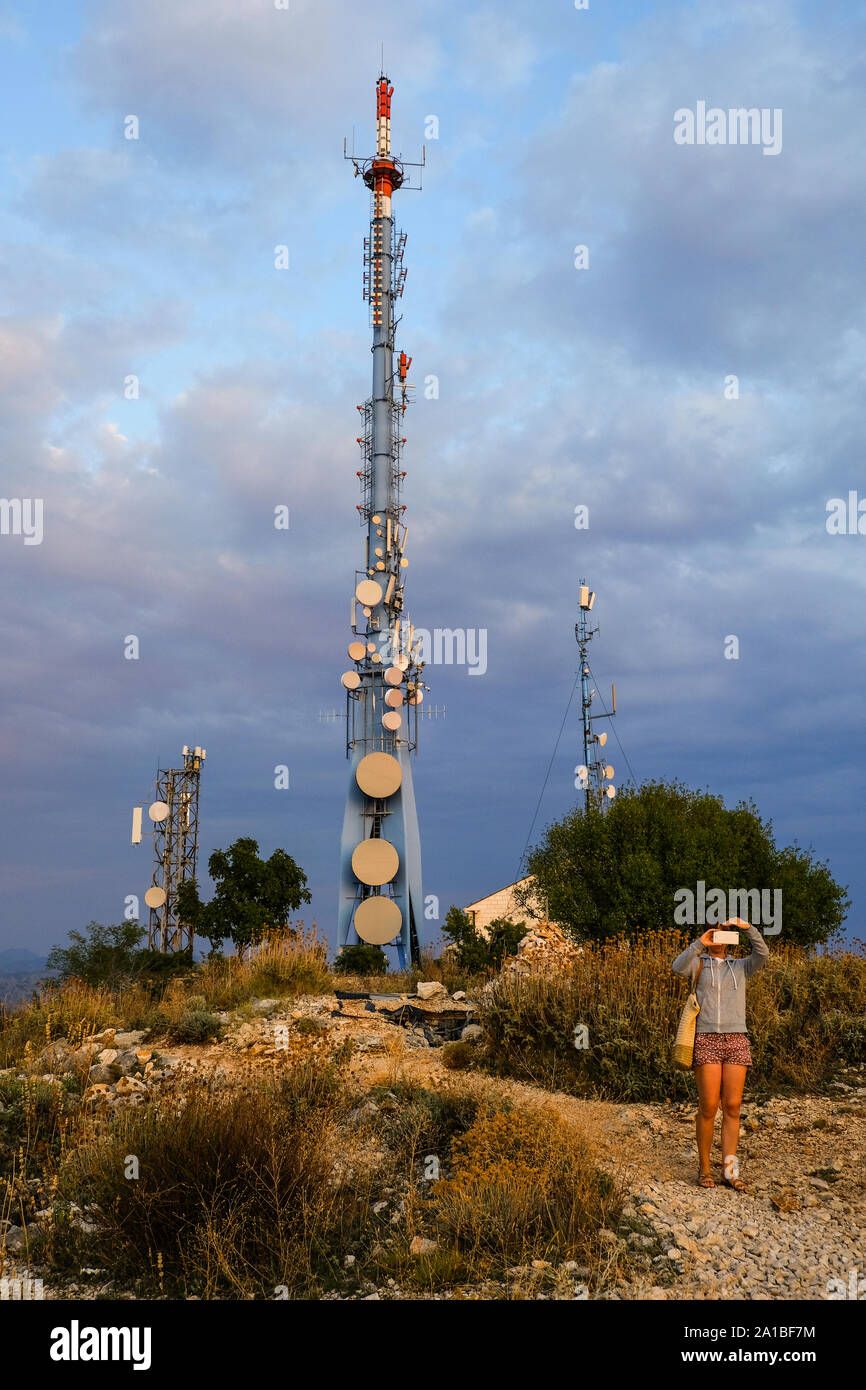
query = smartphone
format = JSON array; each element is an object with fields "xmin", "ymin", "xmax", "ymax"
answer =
[{"xmin": 712, "ymin": 930, "xmax": 740, "ymax": 945}]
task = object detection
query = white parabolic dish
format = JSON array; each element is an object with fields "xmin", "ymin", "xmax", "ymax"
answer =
[
  {"xmin": 354, "ymin": 895, "xmax": 402, "ymax": 944},
  {"xmin": 355, "ymin": 579, "xmax": 383, "ymax": 607},
  {"xmin": 351, "ymin": 838, "xmax": 399, "ymax": 886},
  {"xmin": 355, "ymin": 751, "xmax": 403, "ymax": 798}
]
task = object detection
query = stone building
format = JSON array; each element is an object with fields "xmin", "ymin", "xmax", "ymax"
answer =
[{"xmin": 463, "ymin": 877, "xmax": 548, "ymax": 938}]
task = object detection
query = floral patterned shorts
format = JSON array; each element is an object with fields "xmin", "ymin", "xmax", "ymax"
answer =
[{"xmin": 692, "ymin": 1032, "xmax": 752, "ymax": 1068}]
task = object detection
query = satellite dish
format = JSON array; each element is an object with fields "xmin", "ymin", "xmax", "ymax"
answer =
[
  {"xmin": 347, "ymin": 641, "xmax": 366, "ymax": 662},
  {"xmin": 385, "ymin": 688, "xmax": 403, "ymax": 708},
  {"xmin": 395, "ymin": 654, "xmax": 409, "ymax": 671},
  {"xmin": 355, "ymin": 579, "xmax": 383, "ymax": 607},
  {"xmin": 598, "ymin": 732, "xmax": 608, "ymax": 747},
  {"xmin": 407, "ymin": 689, "xmax": 424, "ymax": 705},
  {"xmin": 149, "ymin": 801, "xmax": 169, "ymax": 823},
  {"xmin": 341, "ymin": 671, "xmax": 361, "ymax": 690},
  {"xmin": 372, "ymin": 514, "xmax": 382, "ymax": 524},
  {"xmin": 604, "ymin": 764, "xmax": 614, "ymax": 779},
  {"xmin": 356, "ymin": 752, "xmax": 403, "ymax": 798},
  {"xmin": 382, "ymin": 710, "xmax": 402, "ymax": 731},
  {"xmin": 144, "ymin": 885, "xmax": 167, "ymax": 909},
  {"xmin": 399, "ymin": 558, "xmax": 409, "ymax": 568},
  {"xmin": 354, "ymin": 895, "xmax": 402, "ymax": 944},
  {"xmin": 371, "ymin": 652, "xmax": 382, "ymax": 663},
  {"xmin": 375, "ymin": 548, "xmax": 383, "ymax": 557},
  {"xmin": 384, "ymin": 666, "xmax": 403, "ymax": 686},
  {"xmin": 606, "ymin": 785, "xmax": 616, "ymax": 799},
  {"xmin": 351, "ymin": 838, "xmax": 399, "ymax": 886},
  {"xmin": 576, "ymin": 764, "xmax": 588, "ymax": 779}
]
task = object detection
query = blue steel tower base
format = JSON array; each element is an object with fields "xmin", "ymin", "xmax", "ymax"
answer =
[
  {"xmin": 336, "ymin": 75, "xmax": 426, "ymax": 969},
  {"xmin": 338, "ymin": 744, "xmax": 423, "ymax": 970}
]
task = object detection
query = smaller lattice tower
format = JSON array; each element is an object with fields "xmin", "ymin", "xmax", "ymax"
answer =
[
  {"xmin": 131, "ymin": 745, "xmax": 206, "ymax": 951},
  {"xmin": 574, "ymin": 583, "xmax": 618, "ymax": 812}
]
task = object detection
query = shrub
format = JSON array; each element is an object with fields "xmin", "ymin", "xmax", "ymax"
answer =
[
  {"xmin": 441, "ymin": 908, "xmax": 526, "ymax": 973},
  {"xmin": 333, "ymin": 944, "xmax": 389, "ymax": 976},
  {"xmin": 441, "ymin": 1041, "xmax": 474, "ymax": 1071},
  {"xmin": 370, "ymin": 1080, "xmax": 494, "ymax": 1172},
  {"xmin": 432, "ymin": 1109, "xmax": 621, "ymax": 1269},
  {"xmin": 44, "ymin": 921, "xmax": 146, "ymax": 990},
  {"xmin": 134, "ymin": 949, "xmax": 195, "ymax": 986},
  {"xmin": 141, "ymin": 1009, "xmax": 170, "ymax": 1040},
  {"xmin": 295, "ymin": 1017, "xmax": 326, "ymax": 1036},
  {"xmin": 166, "ymin": 1010, "xmax": 223, "ymax": 1045}
]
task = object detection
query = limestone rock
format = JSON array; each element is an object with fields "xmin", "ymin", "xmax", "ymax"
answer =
[
  {"xmin": 416, "ymin": 981, "xmax": 446, "ymax": 1000},
  {"xmin": 115, "ymin": 1075, "xmax": 148, "ymax": 1096},
  {"xmin": 502, "ymin": 920, "xmax": 582, "ymax": 976},
  {"xmin": 112, "ymin": 1050, "xmax": 141, "ymax": 1075},
  {"xmin": 68, "ymin": 1043, "xmax": 101, "ymax": 1069},
  {"xmin": 409, "ymin": 1236, "xmax": 439, "ymax": 1256},
  {"xmin": 88, "ymin": 1065, "xmax": 116, "ymax": 1085},
  {"xmin": 84, "ymin": 1083, "xmax": 113, "ymax": 1102}
]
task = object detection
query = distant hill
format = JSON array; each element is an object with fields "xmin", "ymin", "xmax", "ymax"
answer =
[
  {"xmin": 0, "ymin": 948, "xmax": 47, "ymax": 973},
  {"xmin": 0, "ymin": 948, "xmax": 48, "ymax": 1005}
]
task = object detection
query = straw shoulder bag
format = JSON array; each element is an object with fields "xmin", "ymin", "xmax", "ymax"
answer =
[{"xmin": 672, "ymin": 958, "xmax": 703, "ymax": 1070}]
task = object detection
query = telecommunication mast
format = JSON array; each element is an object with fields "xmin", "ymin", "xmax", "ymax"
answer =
[
  {"xmin": 132, "ymin": 744, "xmax": 205, "ymax": 951},
  {"xmin": 574, "ymin": 583, "xmax": 617, "ymax": 811},
  {"xmin": 337, "ymin": 74, "xmax": 427, "ymax": 968}
]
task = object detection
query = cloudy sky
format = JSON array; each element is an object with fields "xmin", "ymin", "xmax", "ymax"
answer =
[{"xmin": 1, "ymin": 0, "xmax": 864, "ymax": 959}]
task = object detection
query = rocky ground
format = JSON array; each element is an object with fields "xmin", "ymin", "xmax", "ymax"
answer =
[{"xmin": 3, "ymin": 977, "xmax": 864, "ymax": 1301}]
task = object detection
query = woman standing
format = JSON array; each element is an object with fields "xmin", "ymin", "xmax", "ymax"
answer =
[{"xmin": 672, "ymin": 917, "xmax": 769, "ymax": 1190}]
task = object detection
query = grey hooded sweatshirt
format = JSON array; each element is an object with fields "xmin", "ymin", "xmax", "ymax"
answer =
[{"xmin": 671, "ymin": 926, "xmax": 769, "ymax": 1034}]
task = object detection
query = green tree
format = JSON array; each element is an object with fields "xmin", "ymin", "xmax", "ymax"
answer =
[
  {"xmin": 523, "ymin": 779, "xmax": 849, "ymax": 948},
  {"xmin": 175, "ymin": 837, "xmax": 311, "ymax": 955},
  {"xmin": 441, "ymin": 907, "xmax": 527, "ymax": 972},
  {"xmin": 45, "ymin": 920, "xmax": 146, "ymax": 989}
]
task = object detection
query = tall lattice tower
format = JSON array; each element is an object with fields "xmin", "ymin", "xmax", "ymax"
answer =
[
  {"xmin": 337, "ymin": 74, "xmax": 426, "ymax": 969},
  {"xmin": 132, "ymin": 745, "xmax": 205, "ymax": 952}
]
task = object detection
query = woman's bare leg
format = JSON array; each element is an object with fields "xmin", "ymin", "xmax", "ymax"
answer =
[
  {"xmin": 695, "ymin": 1062, "xmax": 722, "ymax": 1178},
  {"xmin": 721, "ymin": 1063, "xmax": 747, "ymax": 1183}
]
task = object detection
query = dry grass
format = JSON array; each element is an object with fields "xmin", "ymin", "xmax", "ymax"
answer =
[
  {"xmin": 185, "ymin": 929, "xmax": 331, "ymax": 1012},
  {"xmin": 52, "ymin": 1060, "xmax": 369, "ymax": 1298},
  {"xmin": 431, "ymin": 1108, "xmax": 622, "ymax": 1272},
  {"xmin": 0, "ymin": 981, "xmax": 122, "ymax": 1071},
  {"xmin": 0, "ymin": 931, "xmax": 332, "ymax": 1068},
  {"xmin": 478, "ymin": 929, "xmax": 866, "ymax": 1100}
]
